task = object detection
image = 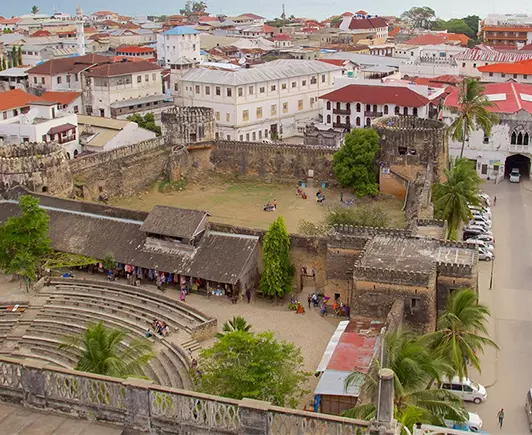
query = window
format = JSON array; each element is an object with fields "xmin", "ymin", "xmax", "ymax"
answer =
[
  {"xmin": 240, "ymin": 135, "xmax": 244, "ymax": 141},
  {"xmin": 298, "ymin": 100, "xmax": 303, "ymax": 111},
  {"xmin": 256, "ymin": 107, "xmax": 263, "ymax": 119},
  {"xmin": 13, "ymin": 109, "xmax": 18, "ymax": 116},
  {"xmin": 145, "ymin": 75, "xmax": 149, "ymax": 82},
  {"xmin": 265, "ymin": 129, "xmax": 268, "ymax": 137},
  {"xmin": 271, "ymin": 84, "xmax": 276, "ymax": 91},
  {"xmin": 398, "ymin": 146, "xmax": 407, "ymax": 155},
  {"xmin": 326, "ymin": 114, "xmax": 331, "ymax": 123},
  {"xmin": 462, "ymin": 62, "xmax": 466, "ymax": 68},
  {"xmin": 205, "ymin": 86, "xmax": 210, "ymax": 95},
  {"xmin": 195, "ymin": 85, "xmax": 200, "ymax": 94},
  {"xmin": 246, "ymin": 133, "xmax": 250, "ymax": 141},
  {"xmin": 403, "ymin": 107, "xmax": 408, "ymax": 116},
  {"xmin": 525, "ymin": 75, "xmax": 529, "ymax": 80},
  {"xmin": 243, "ymin": 110, "xmax": 249, "ymax": 121},
  {"xmin": 282, "ymin": 102, "xmax": 288, "ymax": 113},
  {"xmin": 321, "ymin": 74, "xmax": 326, "ymax": 83},
  {"xmin": 215, "ymin": 86, "xmax": 221, "ymax": 96},
  {"xmin": 302, "ymin": 80, "xmax": 306, "ymax": 86},
  {"xmin": 483, "ymin": 136, "xmax": 489, "ymax": 144},
  {"xmin": 511, "ymin": 131, "xmax": 517, "ymax": 144},
  {"xmin": 281, "ymin": 83, "xmax": 287, "ymax": 90},
  {"xmin": 525, "ymin": 133, "xmax": 530, "ymax": 145},
  {"xmin": 41, "ymin": 78, "xmax": 45, "ymax": 84},
  {"xmin": 2, "ymin": 111, "xmax": 7, "ymax": 120},
  {"xmin": 310, "ymin": 76, "xmax": 317, "ymax": 85},
  {"xmin": 356, "ymin": 117, "xmax": 360, "ymax": 126},
  {"xmin": 137, "ymin": 76, "xmax": 142, "ymax": 83},
  {"xmin": 259, "ymin": 130, "xmax": 262, "ymax": 139},
  {"xmin": 481, "ymin": 164, "xmax": 488, "ymax": 175},
  {"xmin": 152, "ymin": 73, "xmax": 156, "ymax": 80},
  {"xmin": 514, "ymin": 74, "xmax": 518, "ymax": 79},
  {"xmin": 252, "ymin": 132, "xmax": 256, "ymax": 141},
  {"xmin": 227, "ymin": 87, "xmax": 232, "ymax": 97},
  {"xmin": 73, "ymin": 105, "xmax": 79, "ymax": 114},
  {"xmin": 413, "ymin": 107, "xmax": 418, "ymax": 117},
  {"xmin": 411, "ymin": 298, "xmax": 419, "ymax": 310},
  {"xmin": 384, "ymin": 105, "xmax": 388, "ymax": 115},
  {"xmin": 489, "ymin": 72, "xmax": 493, "ymax": 77},
  {"xmin": 501, "ymin": 73, "xmax": 506, "ymax": 78},
  {"xmin": 271, "ymin": 104, "xmax": 277, "ymax": 115},
  {"xmin": 248, "ymin": 86, "xmax": 254, "ymax": 95},
  {"xmin": 66, "ymin": 75, "xmax": 70, "ymax": 83},
  {"xmin": 291, "ymin": 81, "xmax": 296, "ymax": 88},
  {"xmin": 226, "ymin": 113, "xmax": 230, "ymax": 122},
  {"xmin": 327, "ymin": 101, "xmax": 331, "ymax": 110},
  {"xmin": 259, "ymin": 87, "xmax": 265, "ymax": 93},
  {"xmin": 215, "ymin": 111, "xmax": 220, "ymax": 121},
  {"xmin": 33, "ymin": 77, "xmax": 37, "ymax": 84},
  {"xmin": 57, "ymin": 76, "xmax": 62, "ymax": 84},
  {"xmin": 473, "ymin": 63, "xmax": 477, "ymax": 68}
]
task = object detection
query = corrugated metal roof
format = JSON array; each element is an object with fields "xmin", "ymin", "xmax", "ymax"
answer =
[
  {"xmin": 455, "ymin": 47, "xmax": 532, "ymax": 62},
  {"xmin": 315, "ymin": 370, "xmax": 360, "ymax": 396},
  {"xmin": 77, "ymin": 115, "xmax": 130, "ymax": 130},
  {"xmin": 181, "ymin": 59, "xmax": 341, "ymax": 86}
]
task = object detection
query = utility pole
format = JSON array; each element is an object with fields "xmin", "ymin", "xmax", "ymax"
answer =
[
  {"xmin": 489, "ymin": 257, "xmax": 495, "ymax": 290},
  {"xmin": 281, "ymin": 4, "xmax": 286, "ymax": 28}
]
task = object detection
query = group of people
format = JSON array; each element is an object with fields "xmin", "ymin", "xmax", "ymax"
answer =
[
  {"xmin": 316, "ymin": 189, "xmax": 326, "ymax": 203},
  {"xmin": 296, "ymin": 186, "xmax": 308, "ymax": 199},
  {"xmin": 147, "ymin": 319, "xmax": 170, "ymax": 337},
  {"xmin": 263, "ymin": 199, "xmax": 277, "ymax": 212},
  {"xmin": 307, "ymin": 293, "xmax": 350, "ymax": 318}
]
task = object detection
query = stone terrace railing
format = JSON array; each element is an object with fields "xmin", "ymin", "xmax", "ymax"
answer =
[{"xmin": 0, "ymin": 357, "xmax": 370, "ymax": 434}]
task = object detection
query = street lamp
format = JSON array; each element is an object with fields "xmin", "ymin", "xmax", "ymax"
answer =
[{"xmin": 489, "ymin": 257, "xmax": 495, "ymax": 290}]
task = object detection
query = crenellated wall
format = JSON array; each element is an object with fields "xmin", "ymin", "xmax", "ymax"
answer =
[
  {"xmin": 353, "ymin": 265, "xmax": 432, "ymax": 287},
  {"xmin": 332, "ymin": 224, "xmax": 412, "ymax": 237}
]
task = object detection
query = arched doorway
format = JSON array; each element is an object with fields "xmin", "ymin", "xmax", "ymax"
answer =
[{"xmin": 505, "ymin": 154, "xmax": 531, "ymax": 178}]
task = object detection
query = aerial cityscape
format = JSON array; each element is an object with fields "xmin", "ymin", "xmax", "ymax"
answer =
[{"xmin": 0, "ymin": 3, "xmax": 530, "ymax": 435}]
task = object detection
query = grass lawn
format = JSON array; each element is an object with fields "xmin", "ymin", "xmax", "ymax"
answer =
[{"xmin": 110, "ymin": 175, "xmax": 405, "ymax": 233}]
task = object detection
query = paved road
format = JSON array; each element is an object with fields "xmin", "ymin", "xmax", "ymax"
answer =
[{"xmin": 467, "ymin": 180, "xmax": 532, "ymax": 434}]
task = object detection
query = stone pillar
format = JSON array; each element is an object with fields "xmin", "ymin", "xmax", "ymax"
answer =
[
  {"xmin": 21, "ymin": 359, "xmax": 47, "ymax": 408},
  {"xmin": 369, "ymin": 368, "xmax": 399, "ymax": 435},
  {"xmin": 238, "ymin": 398, "xmax": 270, "ymax": 435},
  {"xmin": 123, "ymin": 378, "xmax": 154, "ymax": 430}
]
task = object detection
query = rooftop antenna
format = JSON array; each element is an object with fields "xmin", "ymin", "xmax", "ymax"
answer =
[{"xmin": 281, "ymin": 4, "xmax": 286, "ymax": 28}]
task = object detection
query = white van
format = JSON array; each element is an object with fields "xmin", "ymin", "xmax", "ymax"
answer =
[
  {"xmin": 510, "ymin": 168, "xmax": 521, "ymax": 183},
  {"xmin": 440, "ymin": 377, "xmax": 488, "ymax": 403}
]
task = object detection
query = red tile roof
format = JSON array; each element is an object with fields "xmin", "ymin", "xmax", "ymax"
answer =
[
  {"xmin": 348, "ymin": 17, "xmax": 387, "ymax": 30},
  {"xmin": 404, "ymin": 33, "xmax": 470, "ymax": 47},
  {"xmin": 444, "ymin": 82, "xmax": 532, "ymax": 114},
  {"xmin": 0, "ymin": 18, "xmax": 21, "ymax": 25},
  {"xmin": 86, "ymin": 61, "xmax": 162, "ymax": 77},
  {"xmin": 318, "ymin": 59, "xmax": 352, "ymax": 67},
  {"xmin": 262, "ymin": 24, "xmax": 276, "ymax": 33},
  {"xmin": 92, "ymin": 10, "xmax": 117, "ymax": 16},
  {"xmin": 341, "ymin": 11, "xmax": 353, "ymax": 17},
  {"xmin": 355, "ymin": 10, "xmax": 369, "ymax": 15},
  {"xmin": 38, "ymin": 91, "xmax": 80, "ymax": 105},
  {"xmin": 116, "ymin": 45, "xmax": 155, "ymax": 54},
  {"xmin": 27, "ymin": 54, "xmax": 110, "ymax": 75},
  {"xmin": 30, "ymin": 29, "xmax": 51, "ymax": 37},
  {"xmin": 111, "ymin": 56, "xmax": 156, "ymax": 63},
  {"xmin": 199, "ymin": 16, "xmax": 218, "ymax": 22},
  {"xmin": 477, "ymin": 59, "xmax": 532, "ymax": 74},
  {"xmin": 273, "ymin": 33, "xmax": 292, "ymax": 41},
  {"xmin": 0, "ymin": 89, "xmax": 39, "ymax": 112},
  {"xmin": 242, "ymin": 13, "xmax": 265, "ymax": 20},
  {"xmin": 320, "ymin": 84, "xmax": 430, "ymax": 107}
]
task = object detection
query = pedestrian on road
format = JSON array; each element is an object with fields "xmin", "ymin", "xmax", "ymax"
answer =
[
  {"xmin": 307, "ymin": 294, "xmax": 312, "ymax": 309},
  {"xmin": 340, "ymin": 192, "xmax": 344, "ymax": 203},
  {"xmin": 494, "ymin": 196, "xmax": 497, "ymax": 206},
  {"xmin": 497, "ymin": 408, "xmax": 504, "ymax": 428},
  {"xmin": 245, "ymin": 286, "xmax": 252, "ymax": 304}
]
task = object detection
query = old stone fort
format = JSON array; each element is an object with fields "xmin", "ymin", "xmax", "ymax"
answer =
[{"xmin": 0, "ymin": 106, "xmax": 477, "ymax": 434}]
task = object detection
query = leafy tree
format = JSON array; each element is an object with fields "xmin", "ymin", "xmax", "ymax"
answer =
[
  {"xmin": 180, "ymin": 1, "xmax": 207, "ymax": 17},
  {"xmin": 400, "ymin": 7, "xmax": 436, "ymax": 29},
  {"xmin": 462, "ymin": 15, "xmax": 480, "ymax": 38},
  {"xmin": 0, "ymin": 195, "xmax": 50, "ymax": 290},
  {"xmin": 102, "ymin": 252, "xmax": 116, "ymax": 272},
  {"xmin": 198, "ymin": 330, "xmax": 309, "ymax": 407},
  {"xmin": 31, "ymin": 5, "xmax": 39, "ymax": 15},
  {"xmin": 326, "ymin": 204, "xmax": 390, "ymax": 227},
  {"xmin": 59, "ymin": 321, "xmax": 154, "ymax": 378},
  {"xmin": 432, "ymin": 158, "xmax": 481, "ymax": 239},
  {"xmin": 126, "ymin": 113, "xmax": 162, "ymax": 136},
  {"xmin": 448, "ymin": 78, "xmax": 499, "ymax": 158},
  {"xmin": 0, "ymin": 56, "xmax": 4, "ymax": 71},
  {"xmin": 11, "ymin": 47, "xmax": 17, "ymax": 67},
  {"xmin": 7, "ymin": 59, "xmax": 12, "ymax": 68},
  {"xmin": 216, "ymin": 316, "xmax": 251, "ymax": 338},
  {"xmin": 266, "ymin": 18, "xmax": 284, "ymax": 28},
  {"xmin": 192, "ymin": 1, "xmax": 207, "ymax": 13},
  {"xmin": 344, "ymin": 330, "xmax": 467, "ymax": 431},
  {"xmin": 423, "ymin": 288, "xmax": 498, "ymax": 380},
  {"xmin": 333, "ymin": 129, "xmax": 379, "ymax": 197},
  {"xmin": 17, "ymin": 46, "xmax": 22, "ymax": 66},
  {"xmin": 41, "ymin": 251, "xmax": 97, "ymax": 271},
  {"xmin": 445, "ymin": 19, "xmax": 475, "ymax": 39},
  {"xmin": 259, "ymin": 216, "xmax": 294, "ymax": 299},
  {"xmin": 330, "ymin": 16, "xmax": 343, "ymax": 27}
]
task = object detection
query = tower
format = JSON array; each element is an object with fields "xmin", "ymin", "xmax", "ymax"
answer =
[{"xmin": 75, "ymin": 5, "xmax": 85, "ymax": 56}]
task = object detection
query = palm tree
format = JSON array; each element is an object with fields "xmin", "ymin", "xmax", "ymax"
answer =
[
  {"xmin": 31, "ymin": 5, "xmax": 39, "ymax": 15},
  {"xmin": 59, "ymin": 321, "xmax": 155, "ymax": 378},
  {"xmin": 423, "ymin": 288, "xmax": 498, "ymax": 380},
  {"xmin": 343, "ymin": 330, "xmax": 467, "ymax": 432},
  {"xmin": 432, "ymin": 158, "xmax": 481, "ymax": 239},
  {"xmin": 448, "ymin": 78, "xmax": 499, "ymax": 158},
  {"xmin": 216, "ymin": 316, "xmax": 251, "ymax": 338}
]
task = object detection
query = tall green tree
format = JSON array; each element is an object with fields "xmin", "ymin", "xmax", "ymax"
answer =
[
  {"xmin": 400, "ymin": 7, "xmax": 436, "ymax": 29},
  {"xmin": 198, "ymin": 329, "xmax": 309, "ymax": 407},
  {"xmin": 31, "ymin": 5, "xmax": 39, "ymax": 14},
  {"xmin": 444, "ymin": 19, "xmax": 475, "ymax": 39},
  {"xmin": 344, "ymin": 330, "xmax": 467, "ymax": 432},
  {"xmin": 448, "ymin": 78, "xmax": 499, "ymax": 158},
  {"xmin": 17, "ymin": 46, "xmax": 22, "ymax": 66},
  {"xmin": 0, "ymin": 56, "xmax": 4, "ymax": 71},
  {"xmin": 432, "ymin": 158, "xmax": 481, "ymax": 239},
  {"xmin": 423, "ymin": 288, "xmax": 498, "ymax": 380},
  {"xmin": 126, "ymin": 113, "xmax": 162, "ymax": 136},
  {"xmin": 333, "ymin": 128, "xmax": 379, "ymax": 197},
  {"xmin": 216, "ymin": 316, "xmax": 251, "ymax": 338},
  {"xmin": 59, "ymin": 321, "xmax": 154, "ymax": 378},
  {"xmin": 259, "ymin": 216, "xmax": 293, "ymax": 299},
  {"xmin": 0, "ymin": 195, "xmax": 50, "ymax": 290},
  {"xmin": 11, "ymin": 47, "xmax": 17, "ymax": 67},
  {"xmin": 462, "ymin": 15, "xmax": 480, "ymax": 38}
]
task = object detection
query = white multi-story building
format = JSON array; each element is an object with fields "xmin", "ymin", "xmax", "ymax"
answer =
[
  {"xmin": 0, "ymin": 89, "xmax": 80, "ymax": 157},
  {"xmin": 157, "ymin": 26, "xmax": 201, "ymax": 67},
  {"xmin": 478, "ymin": 59, "xmax": 532, "ymax": 84},
  {"xmin": 443, "ymin": 81, "xmax": 532, "ymax": 181},
  {"xmin": 82, "ymin": 61, "xmax": 170, "ymax": 119},
  {"xmin": 453, "ymin": 46, "xmax": 532, "ymax": 77},
  {"xmin": 319, "ymin": 82, "xmax": 431, "ymax": 131},
  {"xmin": 178, "ymin": 59, "xmax": 343, "ymax": 140}
]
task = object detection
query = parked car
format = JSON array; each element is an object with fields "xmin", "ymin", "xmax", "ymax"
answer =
[
  {"xmin": 478, "ymin": 247, "xmax": 494, "ymax": 261},
  {"xmin": 471, "ymin": 211, "xmax": 491, "ymax": 222},
  {"xmin": 478, "ymin": 192, "xmax": 491, "ymax": 206},
  {"xmin": 466, "ymin": 239, "xmax": 494, "ymax": 252},
  {"xmin": 466, "ymin": 234, "xmax": 495, "ymax": 245},
  {"xmin": 440, "ymin": 377, "xmax": 488, "ymax": 404},
  {"xmin": 445, "ymin": 412, "xmax": 484, "ymax": 432},
  {"xmin": 469, "ymin": 217, "xmax": 492, "ymax": 229},
  {"xmin": 469, "ymin": 205, "xmax": 491, "ymax": 218},
  {"xmin": 466, "ymin": 223, "xmax": 492, "ymax": 234},
  {"xmin": 464, "ymin": 227, "xmax": 493, "ymax": 237},
  {"xmin": 510, "ymin": 168, "xmax": 521, "ymax": 183}
]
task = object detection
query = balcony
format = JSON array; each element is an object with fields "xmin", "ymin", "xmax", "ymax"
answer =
[
  {"xmin": 59, "ymin": 134, "xmax": 76, "ymax": 144},
  {"xmin": 509, "ymin": 144, "xmax": 530, "ymax": 153},
  {"xmin": 333, "ymin": 122, "xmax": 350, "ymax": 129},
  {"xmin": 364, "ymin": 111, "xmax": 383, "ymax": 117},
  {"xmin": 333, "ymin": 108, "xmax": 350, "ymax": 115}
]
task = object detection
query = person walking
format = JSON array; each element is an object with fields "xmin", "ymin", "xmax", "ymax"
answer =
[
  {"xmin": 497, "ymin": 408, "xmax": 504, "ymax": 428},
  {"xmin": 340, "ymin": 192, "xmax": 344, "ymax": 203},
  {"xmin": 493, "ymin": 196, "xmax": 497, "ymax": 206},
  {"xmin": 307, "ymin": 294, "xmax": 312, "ymax": 309},
  {"xmin": 245, "ymin": 286, "xmax": 252, "ymax": 304}
]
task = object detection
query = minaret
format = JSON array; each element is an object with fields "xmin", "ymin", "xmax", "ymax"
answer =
[{"xmin": 76, "ymin": 5, "xmax": 86, "ymax": 56}]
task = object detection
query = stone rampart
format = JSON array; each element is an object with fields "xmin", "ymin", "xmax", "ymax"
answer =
[
  {"xmin": 353, "ymin": 265, "xmax": 432, "ymax": 287},
  {"xmin": 0, "ymin": 356, "xmax": 370, "ymax": 434},
  {"xmin": 0, "ymin": 142, "xmax": 72, "ymax": 196},
  {"xmin": 436, "ymin": 262, "xmax": 474, "ymax": 278},
  {"xmin": 333, "ymin": 224, "xmax": 412, "ymax": 237},
  {"xmin": 161, "ymin": 106, "xmax": 216, "ymax": 143}
]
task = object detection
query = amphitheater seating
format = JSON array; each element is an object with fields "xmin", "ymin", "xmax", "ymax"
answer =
[
  {"xmin": 6, "ymin": 280, "xmax": 209, "ymax": 390},
  {"xmin": 0, "ymin": 304, "xmax": 27, "ymax": 344}
]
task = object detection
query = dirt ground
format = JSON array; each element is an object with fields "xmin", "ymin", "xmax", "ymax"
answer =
[{"xmin": 111, "ymin": 175, "xmax": 405, "ymax": 233}]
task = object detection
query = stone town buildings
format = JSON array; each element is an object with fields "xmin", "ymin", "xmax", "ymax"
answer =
[
  {"xmin": 178, "ymin": 59, "xmax": 343, "ymax": 140},
  {"xmin": 338, "ymin": 14, "xmax": 388, "ymax": 44},
  {"xmin": 478, "ymin": 59, "xmax": 532, "ymax": 84},
  {"xmin": 443, "ymin": 81, "xmax": 532, "ymax": 181},
  {"xmin": 157, "ymin": 26, "xmax": 201, "ymax": 69},
  {"xmin": 453, "ymin": 46, "xmax": 532, "ymax": 77},
  {"xmin": 480, "ymin": 14, "xmax": 532, "ymax": 47}
]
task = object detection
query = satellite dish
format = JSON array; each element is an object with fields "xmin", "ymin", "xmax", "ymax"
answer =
[{"xmin": 238, "ymin": 58, "xmax": 246, "ymax": 65}]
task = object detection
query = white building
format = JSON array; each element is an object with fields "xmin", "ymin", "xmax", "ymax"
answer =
[
  {"xmin": 82, "ymin": 61, "xmax": 169, "ymax": 119},
  {"xmin": 0, "ymin": 18, "xmax": 21, "ymax": 32},
  {"xmin": 319, "ymin": 82, "xmax": 431, "ymax": 131},
  {"xmin": 0, "ymin": 89, "xmax": 80, "ymax": 157},
  {"xmin": 90, "ymin": 11, "xmax": 119, "ymax": 22},
  {"xmin": 108, "ymin": 29, "xmax": 156, "ymax": 49},
  {"xmin": 157, "ymin": 26, "xmax": 201, "ymax": 68},
  {"xmin": 338, "ymin": 15, "xmax": 388, "ymax": 42},
  {"xmin": 178, "ymin": 59, "xmax": 343, "ymax": 140},
  {"xmin": 478, "ymin": 59, "xmax": 532, "ymax": 84},
  {"xmin": 453, "ymin": 46, "xmax": 532, "ymax": 77},
  {"xmin": 77, "ymin": 115, "xmax": 156, "ymax": 153},
  {"xmin": 443, "ymin": 81, "xmax": 532, "ymax": 181}
]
